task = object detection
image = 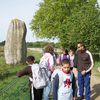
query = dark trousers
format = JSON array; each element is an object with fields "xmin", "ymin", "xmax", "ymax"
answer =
[
  {"xmin": 78, "ymin": 71, "xmax": 91, "ymax": 100},
  {"xmin": 30, "ymin": 87, "xmax": 43, "ymax": 100}
]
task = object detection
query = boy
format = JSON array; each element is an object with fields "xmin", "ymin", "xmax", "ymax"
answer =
[
  {"xmin": 17, "ymin": 56, "xmax": 43, "ymax": 100},
  {"xmin": 69, "ymin": 49, "xmax": 75, "ymax": 70},
  {"xmin": 52, "ymin": 59, "xmax": 76, "ymax": 100}
]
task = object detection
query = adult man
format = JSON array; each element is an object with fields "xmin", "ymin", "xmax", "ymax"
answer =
[{"xmin": 74, "ymin": 42, "xmax": 94, "ymax": 100}]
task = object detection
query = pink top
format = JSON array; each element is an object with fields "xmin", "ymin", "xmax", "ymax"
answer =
[{"xmin": 69, "ymin": 55, "xmax": 75, "ymax": 67}]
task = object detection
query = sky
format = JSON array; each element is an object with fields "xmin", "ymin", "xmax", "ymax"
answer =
[
  {"xmin": 0, "ymin": 0, "xmax": 100, "ymax": 42},
  {"xmin": 0, "ymin": 0, "xmax": 43, "ymax": 42}
]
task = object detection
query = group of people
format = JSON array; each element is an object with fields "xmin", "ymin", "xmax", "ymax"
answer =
[{"xmin": 17, "ymin": 42, "xmax": 94, "ymax": 100}]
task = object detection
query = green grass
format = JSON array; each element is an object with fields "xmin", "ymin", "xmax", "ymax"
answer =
[
  {"xmin": 0, "ymin": 57, "xmax": 29, "ymax": 100},
  {"xmin": 27, "ymin": 49, "xmax": 42, "ymax": 63},
  {"xmin": 0, "ymin": 47, "xmax": 42, "ymax": 100},
  {"xmin": 92, "ymin": 61, "xmax": 100, "ymax": 77}
]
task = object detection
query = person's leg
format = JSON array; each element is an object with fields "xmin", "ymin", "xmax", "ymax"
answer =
[
  {"xmin": 30, "ymin": 85, "xmax": 34, "ymax": 100},
  {"xmin": 34, "ymin": 87, "xmax": 43, "ymax": 100},
  {"xmin": 43, "ymin": 81, "xmax": 51, "ymax": 100},
  {"xmin": 84, "ymin": 72, "xmax": 91, "ymax": 100},
  {"xmin": 75, "ymin": 77, "xmax": 79, "ymax": 98},
  {"xmin": 78, "ymin": 71, "xmax": 84, "ymax": 98},
  {"xmin": 30, "ymin": 88, "xmax": 32, "ymax": 100}
]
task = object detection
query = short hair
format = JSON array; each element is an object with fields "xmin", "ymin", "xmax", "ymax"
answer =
[
  {"xmin": 26, "ymin": 56, "xmax": 35, "ymax": 62},
  {"xmin": 77, "ymin": 41, "xmax": 86, "ymax": 48},
  {"xmin": 61, "ymin": 59, "xmax": 70, "ymax": 65}
]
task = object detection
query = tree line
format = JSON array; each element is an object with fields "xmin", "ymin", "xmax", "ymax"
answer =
[{"xmin": 0, "ymin": 41, "xmax": 60, "ymax": 48}]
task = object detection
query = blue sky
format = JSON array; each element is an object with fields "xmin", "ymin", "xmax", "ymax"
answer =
[
  {"xmin": 0, "ymin": 0, "xmax": 100, "ymax": 42},
  {"xmin": 0, "ymin": 0, "xmax": 43, "ymax": 42}
]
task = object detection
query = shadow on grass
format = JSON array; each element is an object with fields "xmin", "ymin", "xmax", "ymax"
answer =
[
  {"xmin": 91, "ymin": 83, "xmax": 100, "ymax": 100},
  {"xmin": 0, "ymin": 71, "xmax": 17, "ymax": 80}
]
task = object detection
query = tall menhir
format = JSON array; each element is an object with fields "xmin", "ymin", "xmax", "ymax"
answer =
[{"xmin": 4, "ymin": 19, "xmax": 27, "ymax": 64}]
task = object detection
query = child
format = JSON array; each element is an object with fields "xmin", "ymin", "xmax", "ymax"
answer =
[
  {"xmin": 40, "ymin": 45, "xmax": 55, "ymax": 100},
  {"xmin": 52, "ymin": 59, "xmax": 76, "ymax": 100},
  {"xmin": 17, "ymin": 56, "xmax": 43, "ymax": 100},
  {"xmin": 59, "ymin": 48, "xmax": 70, "ymax": 64},
  {"xmin": 69, "ymin": 49, "xmax": 75, "ymax": 70}
]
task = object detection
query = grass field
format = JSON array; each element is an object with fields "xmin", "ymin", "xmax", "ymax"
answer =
[
  {"xmin": 0, "ymin": 46, "xmax": 100, "ymax": 100},
  {"xmin": 92, "ymin": 61, "xmax": 100, "ymax": 77},
  {"xmin": 0, "ymin": 47, "xmax": 42, "ymax": 100}
]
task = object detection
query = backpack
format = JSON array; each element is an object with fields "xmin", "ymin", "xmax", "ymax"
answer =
[
  {"xmin": 39, "ymin": 53, "xmax": 53, "ymax": 77},
  {"xmin": 60, "ymin": 54, "xmax": 70, "ymax": 62},
  {"xmin": 29, "ymin": 64, "xmax": 49, "ymax": 89}
]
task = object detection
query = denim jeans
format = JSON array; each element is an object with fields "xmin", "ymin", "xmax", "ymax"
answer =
[
  {"xmin": 43, "ymin": 80, "xmax": 51, "ymax": 100},
  {"xmin": 78, "ymin": 71, "xmax": 91, "ymax": 100}
]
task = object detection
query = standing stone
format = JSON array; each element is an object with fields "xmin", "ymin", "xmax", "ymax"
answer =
[{"xmin": 4, "ymin": 19, "xmax": 27, "ymax": 64}]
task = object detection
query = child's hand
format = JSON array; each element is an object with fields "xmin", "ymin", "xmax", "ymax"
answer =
[
  {"xmin": 73, "ymin": 97, "xmax": 76, "ymax": 100},
  {"xmin": 16, "ymin": 72, "xmax": 20, "ymax": 77},
  {"xmin": 81, "ymin": 70, "xmax": 86, "ymax": 75},
  {"xmin": 16, "ymin": 71, "xmax": 23, "ymax": 77}
]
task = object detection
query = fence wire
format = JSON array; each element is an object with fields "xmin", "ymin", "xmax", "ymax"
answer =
[{"xmin": 0, "ymin": 76, "xmax": 29, "ymax": 100}]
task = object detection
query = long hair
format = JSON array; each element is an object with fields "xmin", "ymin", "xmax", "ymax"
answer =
[{"xmin": 44, "ymin": 44, "xmax": 54, "ymax": 55}]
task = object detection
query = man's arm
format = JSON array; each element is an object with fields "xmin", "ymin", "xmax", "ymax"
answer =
[
  {"xmin": 73, "ymin": 51, "xmax": 78, "ymax": 68},
  {"xmin": 73, "ymin": 53, "xmax": 78, "ymax": 77},
  {"xmin": 85, "ymin": 50, "xmax": 94, "ymax": 73}
]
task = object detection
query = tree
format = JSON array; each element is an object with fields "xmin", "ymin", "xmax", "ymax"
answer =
[{"xmin": 30, "ymin": 0, "xmax": 100, "ymax": 52}]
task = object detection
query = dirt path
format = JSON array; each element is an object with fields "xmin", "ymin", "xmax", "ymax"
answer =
[{"xmin": 91, "ymin": 75, "xmax": 100, "ymax": 100}]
